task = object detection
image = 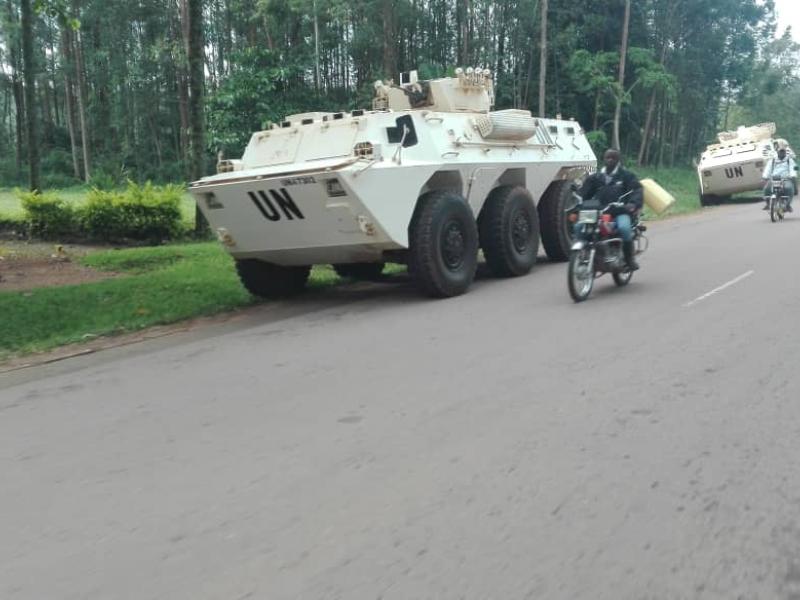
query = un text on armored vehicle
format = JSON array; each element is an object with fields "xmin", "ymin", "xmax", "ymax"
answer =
[
  {"xmin": 189, "ymin": 67, "xmax": 597, "ymax": 298},
  {"xmin": 697, "ymin": 123, "xmax": 794, "ymax": 206}
]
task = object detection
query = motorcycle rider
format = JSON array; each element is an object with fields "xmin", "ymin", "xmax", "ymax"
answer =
[
  {"xmin": 578, "ymin": 148, "xmax": 643, "ymax": 271},
  {"xmin": 761, "ymin": 143, "xmax": 797, "ymax": 211}
]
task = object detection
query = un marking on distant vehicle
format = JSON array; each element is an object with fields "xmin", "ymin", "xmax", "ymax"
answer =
[{"xmin": 724, "ymin": 166, "xmax": 744, "ymax": 179}]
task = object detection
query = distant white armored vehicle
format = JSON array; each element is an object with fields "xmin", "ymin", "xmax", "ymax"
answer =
[
  {"xmin": 189, "ymin": 68, "xmax": 596, "ymax": 298},
  {"xmin": 697, "ymin": 123, "xmax": 793, "ymax": 206}
]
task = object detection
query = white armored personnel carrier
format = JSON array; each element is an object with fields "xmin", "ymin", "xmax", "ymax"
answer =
[
  {"xmin": 697, "ymin": 123, "xmax": 793, "ymax": 206},
  {"xmin": 189, "ymin": 68, "xmax": 596, "ymax": 297}
]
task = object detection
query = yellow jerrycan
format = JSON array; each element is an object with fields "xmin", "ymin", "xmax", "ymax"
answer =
[{"xmin": 640, "ymin": 178, "xmax": 675, "ymax": 215}]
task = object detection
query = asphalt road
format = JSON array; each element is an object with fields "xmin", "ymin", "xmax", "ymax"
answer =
[{"xmin": 2, "ymin": 203, "xmax": 800, "ymax": 600}]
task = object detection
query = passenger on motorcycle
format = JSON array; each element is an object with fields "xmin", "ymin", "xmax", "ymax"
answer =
[
  {"xmin": 577, "ymin": 148, "xmax": 643, "ymax": 271},
  {"xmin": 761, "ymin": 145, "xmax": 797, "ymax": 211}
]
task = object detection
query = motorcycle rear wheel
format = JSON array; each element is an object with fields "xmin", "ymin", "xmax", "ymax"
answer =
[
  {"xmin": 613, "ymin": 269, "xmax": 633, "ymax": 287},
  {"xmin": 568, "ymin": 249, "xmax": 594, "ymax": 302}
]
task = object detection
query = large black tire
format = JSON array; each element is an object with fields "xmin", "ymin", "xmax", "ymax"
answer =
[
  {"xmin": 538, "ymin": 180, "xmax": 574, "ymax": 262},
  {"xmin": 235, "ymin": 259, "xmax": 310, "ymax": 298},
  {"xmin": 408, "ymin": 190, "xmax": 479, "ymax": 298},
  {"xmin": 478, "ymin": 185, "xmax": 540, "ymax": 277},
  {"xmin": 699, "ymin": 191, "xmax": 719, "ymax": 206},
  {"xmin": 333, "ymin": 263, "xmax": 385, "ymax": 280}
]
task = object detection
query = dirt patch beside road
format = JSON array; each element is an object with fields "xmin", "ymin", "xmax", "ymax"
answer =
[{"xmin": 0, "ymin": 241, "xmax": 119, "ymax": 292}]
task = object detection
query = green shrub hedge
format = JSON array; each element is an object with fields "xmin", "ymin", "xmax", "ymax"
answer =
[
  {"xmin": 19, "ymin": 191, "xmax": 79, "ymax": 239},
  {"xmin": 18, "ymin": 182, "xmax": 186, "ymax": 243}
]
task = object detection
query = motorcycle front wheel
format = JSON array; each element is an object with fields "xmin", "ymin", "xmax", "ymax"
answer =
[
  {"xmin": 568, "ymin": 249, "xmax": 594, "ymax": 302},
  {"xmin": 770, "ymin": 197, "xmax": 779, "ymax": 222}
]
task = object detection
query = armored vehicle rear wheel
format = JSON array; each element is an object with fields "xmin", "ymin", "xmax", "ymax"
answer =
[
  {"xmin": 408, "ymin": 190, "xmax": 479, "ymax": 298},
  {"xmin": 333, "ymin": 263, "xmax": 385, "ymax": 280},
  {"xmin": 235, "ymin": 259, "xmax": 310, "ymax": 298},
  {"xmin": 478, "ymin": 185, "xmax": 540, "ymax": 277},
  {"xmin": 538, "ymin": 180, "xmax": 574, "ymax": 262}
]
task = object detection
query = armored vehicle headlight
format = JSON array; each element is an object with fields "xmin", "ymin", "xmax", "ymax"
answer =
[
  {"xmin": 326, "ymin": 178, "xmax": 347, "ymax": 197},
  {"xmin": 204, "ymin": 192, "xmax": 224, "ymax": 209},
  {"xmin": 702, "ymin": 171, "xmax": 712, "ymax": 178}
]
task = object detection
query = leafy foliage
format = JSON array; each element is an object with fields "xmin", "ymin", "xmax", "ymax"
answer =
[
  {"xmin": 81, "ymin": 182, "xmax": 184, "ymax": 242},
  {"xmin": 19, "ymin": 190, "xmax": 78, "ymax": 238},
  {"xmin": 207, "ymin": 49, "xmax": 317, "ymax": 154},
  {"xmin": 0, "ymin": 0, "xmax": 792, "ymax": 185}
]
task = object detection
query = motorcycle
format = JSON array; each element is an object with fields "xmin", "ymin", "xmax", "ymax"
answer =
[
  {"xmin": 566, "ymin": 193, "xmax": 648, "ymax": 303},
  {"xmin": 766, "ymin": 176, "xmax": 791, "ymax": 222}
]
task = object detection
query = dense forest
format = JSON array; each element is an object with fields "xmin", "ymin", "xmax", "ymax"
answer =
[{"xmin": 1, "ymin": 0, "xmax": 798, "ymax": 190}]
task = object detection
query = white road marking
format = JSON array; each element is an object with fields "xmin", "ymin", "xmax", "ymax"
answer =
[{"xmin": 684, "ymin": 270, "xmax": 755, "ymax": 308}]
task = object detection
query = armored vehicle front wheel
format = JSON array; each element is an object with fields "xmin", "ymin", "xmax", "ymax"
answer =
[
  {"xmin": 538, "ymin": 180, "xmax": 574, "ymax": 262},
  {"xmin": 408, "ymin": 190, "xmax": 479, "ymax": 298},
  {"xmin": 478, "ymin": 185, "xmax": 540, "ymax": 277},
  {"xmin": 235, "ymin": 259, "xmax": 310, "ymax": 298},
  {"xmin": 699, "ymin": 191, "xmax": 721, "ymax": 206},
  {"xmin": 333, "ymin": 263, "xmax": 385, "ymax": 280}
]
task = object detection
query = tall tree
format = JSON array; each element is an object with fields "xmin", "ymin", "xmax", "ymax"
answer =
[
  {"xmin": 20, "ymin": 0, "xmax": 39, "ymax": 190},
  {"xmin": 58, "ymin": 18, "xmax": 80, "ymax": 178},
  {"xmin": 186, "ymin": 0, "xmax": 207, "ymax": 233},
  {"xmin": 612, "ymin": 0, "xmax": 631, "ymax": 150},
  {"xmin": 538, "ymin": 0, "xmax": 547, "ymax": 117},
  {"xmin": 72, "ymin": 18, "xmax": 90, "ymax": 181}
]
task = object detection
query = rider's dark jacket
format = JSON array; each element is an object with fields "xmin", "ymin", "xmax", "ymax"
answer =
[{"xmin": 579, "ymin": 165, "xmax": 643, "ymax": 209}]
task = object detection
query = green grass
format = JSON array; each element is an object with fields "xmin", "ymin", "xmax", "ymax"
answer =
[
  {"xmin": 637, "ymin": 166, "xmax": 702, "ymax": 219},
  {"xmin": 0, "ymin": 243, "xmax": 374, "ymax": 360},
  {"xmin": 0, "ymin": 186, "xmax": 197, "ymax": 227}
]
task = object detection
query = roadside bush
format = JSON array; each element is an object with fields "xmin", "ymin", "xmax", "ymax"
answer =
[
  {"xmin": 19, "ymin": 190, "xmax": 78, "ymax": 239},
  {"xmin": 81, "ymin": 182, "xmax": 184, "ymax": 242},
  {"xmin": 0, "ymin": 157, "xmax": 24, "ymax": 186},
  {"xmin": 0, "ymin": 216, "xmax": 25, "ymax": 237},
  {"xmin": 41, "ymin": 149, "xmax": 77, "ymax": 177},
  {"xmin": 41, "ymin": 172, "xmax": 83, "ymax": 189},
  {"xmin": 89, "ymin": 163, "xmax": 130, "ymax": 191},
  {"xmin": 586, "ymin": 130, "xmax": 609, "ymax": 157}
]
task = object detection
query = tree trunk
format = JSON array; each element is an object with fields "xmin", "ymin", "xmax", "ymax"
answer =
[
  {"xmin": 458, "ymin": 0, "xmax": 469, "ymax": 65},
  {"xmin": 382, "ymin": 0, "xmax": 397, "ymax": 78},
  {"xmin": 186, "ymin": 0, "xmax": 208, "ymax": 235},
  {"xmin": 59, "ymin": 22, "xmax": 80, "ymax": 179},
  {"xmin": 176, "ymin": 0, "xmax": 190, "ymax": 163},
  {"xmin": 496, "ymin": 2, "xmax": 506, "ymax": 85},
  {"xmin": 637, "ymin": 89, "xmax": 657, "ymax": 166},
  {"xmin": 592, "ymin": 90, "xmax": 601, "ymax": 131},
  {"xmin": 71, "ymin": 14, "xmax": 91, "ymax": 182},
  {"xmin": 8, "ymin": 21, "xmax": 25, "ymax": 178},
  {"xmin": 313, "ymin": 0, "xmax": 320, "ymax": 90},
  {"xmin": 638, "ymin": 43, "xmax": 668, "ymax": 166},
  {"xmin": 657, "ymin": 99, "xmax": 666, "ymax": 168},
  {"xmin": 612, "ymin": 0, "xmax": 631, "ymax": 151},
  {"xmin": 670, "ymin": 119, "xmax": 681, "ymax": 167},
  {"xmin": 20, "ymin": 0, "xmax": 39, "ymax": 191},
  {"xmin": 538, "ymin": 0, "xmax": 547, "ymax": 117}
]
